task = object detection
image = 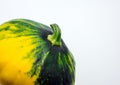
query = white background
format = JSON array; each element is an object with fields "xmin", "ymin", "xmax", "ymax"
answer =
[{"xmin": 0, "ymin": 0, "xmax": 120, "ymax": 85}]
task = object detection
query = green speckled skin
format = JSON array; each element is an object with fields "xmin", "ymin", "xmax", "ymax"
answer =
[{"xmin": 0, "ymin": 19, "xmax": 75, "ymax": 85}]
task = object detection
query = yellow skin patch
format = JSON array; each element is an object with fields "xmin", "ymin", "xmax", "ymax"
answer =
[{"xmin": 0, "ymin": 36, "xmax": 37, "ymax": 85}]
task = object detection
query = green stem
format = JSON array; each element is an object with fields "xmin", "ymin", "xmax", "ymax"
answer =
[{"xmin": 47, "ymin": 23, "xmax": 61, "ymax": 46}]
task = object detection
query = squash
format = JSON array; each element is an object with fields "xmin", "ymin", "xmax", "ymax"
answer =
[{"xmin": 0, "ymin": 19, "xmax": 75, "ymax": 85}]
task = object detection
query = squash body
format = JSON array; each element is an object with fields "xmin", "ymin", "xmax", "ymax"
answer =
[{"xmin": 0, "ymin": 19, "xmax": 75, "ymax": 85}]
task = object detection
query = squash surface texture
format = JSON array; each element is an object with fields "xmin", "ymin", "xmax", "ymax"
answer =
[{"xmin": 0, "ymin": 19, "xmax": 75, "ymax": 85}]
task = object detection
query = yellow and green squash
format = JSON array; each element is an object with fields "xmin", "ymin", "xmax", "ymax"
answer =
[{"xmin": 0, "ymin": 19, "xmax": 75, "ymax": 85}]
